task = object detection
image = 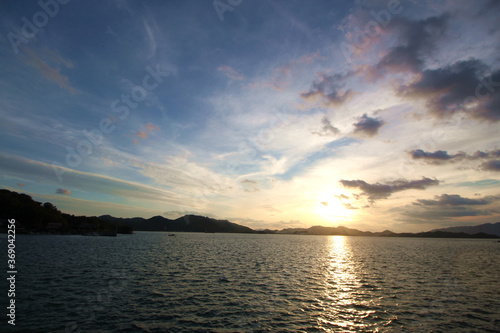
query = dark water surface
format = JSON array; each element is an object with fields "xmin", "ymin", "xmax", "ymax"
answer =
[{"xmin": 1, "ymin": 232, "xmax": 499, "ymax": 332}]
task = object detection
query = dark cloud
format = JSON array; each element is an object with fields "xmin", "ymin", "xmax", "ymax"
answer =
[
  {"xmin": 353, "ymin": 114, "xmax": 384, "ymax": 137},
  {"xmin": 301, "ymin": 72, "xmax": 355, "ymax": 106},
  {"xmin": 476, "ymin": 0, "xmax": 500, "ymax": 25},
  {"xmin": 401, "ymin": 207, "xmax": 494, "ymax": 221},
  {"xmin": 400, "ymin": 193, "xmax": 499, "ymax": 221},
  {"xmin": 56, "ymin": 188, "xmax": 71, "ymax": 195},
  {"xmin": 481, "ymin": 160, "xmax": 500, "ymax": 171},
  {"xmin": 312, "ymin": 116, "xmax": 340, "ymax": 136},
  {"xmin": 340, "ymin": 177, "xmax": 439, "ymax": 202},
  {"xmin": 414, "ymin": 194, "xmax": 494, "ymax": 206},
  {"xmin": 410, "ymin": 149, "xmax": 500, "ymax": 167},
  {"xmin": 409, "ymin": 149, "xmax": 466, "ymax": 164},
  {"xmin": 399, "ymin": 59, "xmax": 500, "ymax": 121},
  {"xmin": 362, "ymin": 11, "xmax": 500, "ymax": 122},
  {"xmin": 370, "ymin": 14, "xmax": 449, "ymax": 77}
]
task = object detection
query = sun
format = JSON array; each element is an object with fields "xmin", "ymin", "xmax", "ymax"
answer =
[{"xmin": 316, "ymin": 192, "xmax": 354, "ymax": 221}]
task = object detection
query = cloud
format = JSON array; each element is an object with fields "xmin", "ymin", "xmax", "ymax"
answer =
[
  {"xmin": 410, "ymin": 149, "xmax": 500, "ymax": 168},
  {"xmin": 342, "ymin": 202, "xmax": 358, "ymax": 210},
  {"xmin": 409, "ymin": 149, "xmax": 466, "ymax": 164},
  {"xmin": 143, "ymin": 19, "xmax": 158, "ymax": 58},
  {"xmin": 241, "ymin": 179, "xmax": 259, "ymax": 192},
  {"xmin": 340, "ymin": 177, "xmax": 439, "ymax": 202},
  {"xmin": 134, "ymin": 123, "xmax": 159, "ymax": 144},
  {"xmin": 353, "ymin": 114, "xmax": 384, "ymax": 137},
  {"xmin": 312, "ymin": 116, "xmax": 340, "ymax": 136},
  {"xmin": 481, "ymin": 160, "xmax": 500, "ymax": 171},
  {"xmin": 401, "ymin": 206, "xmax": 494, "ymax": 221},
  {"xmin": 23, "ymin": 48, "xmax": 76, "ymax": 94},
  {"xmin": 320, "ymin": 201, "xmax": 328, "ymax": 206},
  {"xmin": 241, "ymin": 179, "xmax": 257, "ymax": 184},
  {"xmin": 400, "ymin": 193, "xmax": 499, "ymax": 221},
  {"xmin": 301, "ymin": 72, "xmax": 355, "ymax": 106},
  {"xmin": 399, "ymin": 59, "xmax": 500, "ymax": 121},
  {"xmin": 261, "ymin": 204, "xmax": 281, "ymax": 213},
  {"xmin": 373, "ymin": 15, "xmax": 449, "ymax": 76},
  {"xmin": 218, "ymin": 65, "xmax": 244, "ymax": 80},
  {"xmin": 266, "ymin": 51, "xmax": 323, "ymax": 90},
  {"xmin": 56, "ymin": 188, "xmax": 71, "ymax": 195},
  {"xmin": 414, "ymin": 194, "xmax": 495, "ymax": 206},
  {"xmin": 0, "ymin": 153, "xmax": 190, "ymax": 207}
]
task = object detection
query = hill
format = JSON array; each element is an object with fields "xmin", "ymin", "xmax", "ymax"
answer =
[
  {"xmin": 432, "ymin": 222, "xmax": 500, "ymax": 237},
  {"xmin": 99, "ymin": 214, "xmax": 254, "ymax": 233},
  {"xmin": 275, "ymin": 225, "xmax": 498, "ymax": 238},
  {"xmin": 0, "ymin": 189, "xmax": 132, "ymax": 234},
  {"xmin": 1, "ymin": 189, "xmax": 498, "ymax": 238}
]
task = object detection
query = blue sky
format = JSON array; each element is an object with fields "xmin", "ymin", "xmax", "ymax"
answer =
[{"xmin": 1, "ymin": 0, "xmax": 499, "ymax": 232}]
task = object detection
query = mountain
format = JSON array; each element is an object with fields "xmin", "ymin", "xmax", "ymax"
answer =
[
  {"xmin": 382, "ymin": 231, "xmax": 498, "ymax": 238},
  {"xmin": 277, "ymin": 225, "xmax": 374, "ymax": 236},
  {"xmin": 1, "ymin": 189, "xmax": 498, "ymax": 238},
  {"xmin": 431, "ymin": 222, "xmax": 500, "ymax": 237},
  {"xmin": 274, "ymin": 225, "xmax": 498, "ymax": 238},
  {"xmin": 98, "ymin": 214, "xmax": 254, "ymax": 233}
]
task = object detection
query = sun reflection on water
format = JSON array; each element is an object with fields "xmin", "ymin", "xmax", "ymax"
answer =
[{"xmin": 316, "ymin": 236, "xmax": 380, "ymax": 332}]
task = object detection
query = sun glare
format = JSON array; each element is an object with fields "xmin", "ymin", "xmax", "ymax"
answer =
[{"xmin": 317, "ymin": 192, "xmax": 353, "ymax": 221}]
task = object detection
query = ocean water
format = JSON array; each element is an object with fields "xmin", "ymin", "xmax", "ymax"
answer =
[{"xmin": 1, "ymin": 232, "xmax": 499, "ymax": 332}]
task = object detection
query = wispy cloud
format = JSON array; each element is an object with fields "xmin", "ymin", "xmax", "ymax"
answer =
[
  {"xmin": 301, "ymin": 72, "xmax": 355, "ymax": 106},
  {"xmin": 134, "ymin": 123, "xmax": 159, "ymax": 144},
  {"xmin": 0, "ymin": 153, "xmax": 190, "ymax": 208},
  {"xmin": 23, "ymin": 47, "xmax": 76, "ymax": 94},
  {"xmin": 312, "ymin": 116, "xmax": 340, "ymax": 136},
  {"xmin": 218, "ymin": 65, "xmax": 244, "ymax": 80}
]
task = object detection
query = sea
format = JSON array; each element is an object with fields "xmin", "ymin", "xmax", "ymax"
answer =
[{"xmin": 1, "ymin": 232, "xmax": 499, "ymax": 332}]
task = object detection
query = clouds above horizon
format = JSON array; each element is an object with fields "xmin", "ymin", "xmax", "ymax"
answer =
[
  {"xmin": 409, "ymin": 149, "xmax": 500, "ymax": 171},
  {"xmin": 340, "ymin": 177, "xmax": 439, "ymax": 203},
  {"xmin": 1, "ymin": 0, "xmax": 499, "ymax": 231},
  {"xmin": 399, "ymin": 193, "xmax": 499, "ymax": 222}
]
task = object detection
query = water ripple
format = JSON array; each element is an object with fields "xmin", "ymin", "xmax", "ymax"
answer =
[{"xmin": 2, "ymin": 233, "xmax": 499, "ymax": 332}]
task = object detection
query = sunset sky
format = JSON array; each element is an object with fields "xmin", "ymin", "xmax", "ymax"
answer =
[{"xmin": 1, "ymin": 0, "xmax": 499, "ymax": 232}]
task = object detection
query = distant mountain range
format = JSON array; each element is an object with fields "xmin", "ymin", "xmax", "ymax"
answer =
[
  {"xmin": 271, "ymin": 225, "xmax": 498, "ymax": 238},
  {"xmin": 100, "ymin": 214, "xmax": 499, "ymax": 238},
  {"xmin": 1, "ymin": 189, "xmax": 498, "ymax": 238},
  {"xmin": 432, "ymin": 222, "xmax": 500, "ymax": 237}
]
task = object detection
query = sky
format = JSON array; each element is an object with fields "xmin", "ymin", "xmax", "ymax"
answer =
[{"xmin": 0, "ymin": 0, "xmax": 499, "ymax": 232}]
